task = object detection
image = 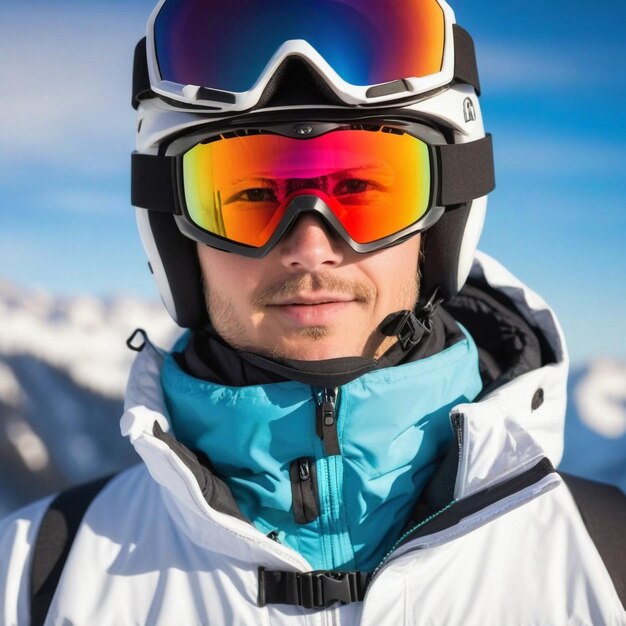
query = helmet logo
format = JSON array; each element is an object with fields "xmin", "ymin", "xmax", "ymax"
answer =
[
  {"xmin": 463, "ymin": 98, "xmax": 477, "ymax": 123},
  {"xmin": 294, "ymin": 124, "xmax": 314, "ymax": 136}
]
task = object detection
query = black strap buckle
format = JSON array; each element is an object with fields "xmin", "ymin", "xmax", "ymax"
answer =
[
  {"xmin": 258, "ymin": 567, "xmax": 371, "ymax": 609},
  {"xmin": 379, "ymin": 310, "xmax": 432, "ymax": 351}
]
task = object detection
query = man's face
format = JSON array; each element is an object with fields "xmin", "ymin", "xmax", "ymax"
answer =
[{"xmin": 198, "ymin": 215, "xmax": 421, "ymax": 361}]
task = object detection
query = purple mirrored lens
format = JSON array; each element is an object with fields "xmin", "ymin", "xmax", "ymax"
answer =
[{"xmin": 154, "ymin": 0, "xmax": 445, "ymax": 92}]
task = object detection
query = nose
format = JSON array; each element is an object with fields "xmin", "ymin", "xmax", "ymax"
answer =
[{"xmin": 277, "ymin": 213, "xmax": 344, "ymax": 272}]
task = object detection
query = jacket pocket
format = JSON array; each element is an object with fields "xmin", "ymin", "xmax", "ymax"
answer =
[{"xmin": 290, "ymin": 457, "xmax": 320, "ymax": 524}]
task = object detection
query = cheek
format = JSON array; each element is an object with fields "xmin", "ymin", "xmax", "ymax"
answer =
[
  {"xmin": 370, "ymin": 237, "xmax": 421, "ymax": 306},
  {"xmin": 197, "ymin": 245, "xmax": 266, "ymax": 308}
]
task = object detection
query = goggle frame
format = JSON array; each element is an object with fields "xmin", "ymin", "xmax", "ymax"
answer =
[
  {"xmin": 142, "ymin": 0, "xmax": 466, "ymax": 112},
  {"xmin": 131, "ymin": 117, "xmax": 495, "ymax": 256}
]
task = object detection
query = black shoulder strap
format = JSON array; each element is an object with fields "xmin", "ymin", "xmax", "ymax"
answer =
[
  {"xmin": 561, "ymin": 473, "xmax": 626, "ymax": 609},
  {"xmin": 30, "ymin": 475, "xmax": 114, "ymax": 626}
]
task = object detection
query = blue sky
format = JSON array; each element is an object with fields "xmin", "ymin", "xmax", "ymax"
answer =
[{"xmin": 1, "ymin": 0, "xmax": 624, "ymax": 365}]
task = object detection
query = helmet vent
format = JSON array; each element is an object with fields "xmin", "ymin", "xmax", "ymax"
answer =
[{"xmin": 365, "ymin": 79, "xmax": 411, "ymax": 99}]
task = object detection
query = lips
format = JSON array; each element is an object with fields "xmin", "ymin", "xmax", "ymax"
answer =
[
  {"xmin": 267, "ymin": 293, "xmax": 359, "ymax": 326},
  {"xmin": 269, "ymin": 293, "xmax": 356, "ymax": 306}
]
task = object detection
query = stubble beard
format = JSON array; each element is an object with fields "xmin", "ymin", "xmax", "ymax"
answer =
[{"xmin": 203, "ymin": 269, "xmax": 420, "ymax": 361}]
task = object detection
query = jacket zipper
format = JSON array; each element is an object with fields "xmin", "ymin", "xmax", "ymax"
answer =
[
  {"xmin": 288, "ymin": 387, "xmax": 340, "ymax": 528},
  {"xmin": 313, "ymin": 387, "xmax": 353, "ymax": 568},
  {"xmin": 370, "ymin": 500, "xmax": 457, "ymax": 580},
  {"xmin": 290, "ymin": 457, "xmax": 321, "ymax": 524},
  {"xmin": 316, "ymin": 387, "xmax": 341, "ymax": 456},
  {"xmin": 451, "ymin": 411, "xmax": 466, "ymax": 496}
]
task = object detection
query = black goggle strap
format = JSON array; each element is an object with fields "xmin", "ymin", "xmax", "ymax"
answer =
[
  {"xmin": 131, "ymin": 152, "xmax": 179, "ymax": 214},
  {"xmin": 436, "ymin": 133, "xmax": 495, "ymax": 206},
  {"xmin": 130, "ymin": 134, "xmax": 495, "ymax": 215},
  {"xmin": 132, "ymin": 24, "xmax": 481, "ymax": 110}
]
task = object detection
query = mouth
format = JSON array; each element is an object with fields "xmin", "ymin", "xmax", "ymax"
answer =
[
  {"xmin": 269, "ymin": 293, "xmax": 357, "ymax": 307},
  {"xmin": 267, "ymin": 293, "xmax": 360, "ymax": 326}
]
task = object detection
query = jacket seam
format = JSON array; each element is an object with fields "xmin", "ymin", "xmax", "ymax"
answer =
[
  {"xmin": 461, "ymin": 452, "xmax": 550, "ymax": 500},
  {"xmin": 399, "ymin": 474, "xmax": 560, "ymax": 556}
]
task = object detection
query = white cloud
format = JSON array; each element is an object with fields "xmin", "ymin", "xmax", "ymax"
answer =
[
  {"xmin": 0, "ymin": 4, "xmax": 148, "ymax": 179},
  {"xmin": 494, "ymin": 132, "xmax": 626, "ymax": 179},
  {"xmin": 479, "ymin": 44, "xmax": 582, "ymax": 92},
  {"xmin": 477, "ymin": 39, "xmax": 623, "ymax": 94},
  {"xmin": 0, "ymin": 233, "xmax": 49, "ymax": 266},
  {"xmin": 44, "ymin": 188, "xmax": 129, "ymax": 216}
]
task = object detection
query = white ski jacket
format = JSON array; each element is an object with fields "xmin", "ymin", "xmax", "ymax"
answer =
[{"xmin": 1, "ymin": 252, "xmax": 624, "ymax": 626}]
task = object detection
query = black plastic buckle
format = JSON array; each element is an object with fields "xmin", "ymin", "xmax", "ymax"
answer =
[
  {"xmin": 302, "ymin": 571, "xmax": 354, "ymax": 609},
  {"xmin": 397, "ymin": 312, "xmax": 432, "ymax": 351},
  {"xmin": 126, "ymin": 328, "xmax": 147, "ymax": 352},
  {"xmin": 258, "ymin": 568, "xmax": 370, "ymax": 609},
  {"xmin": 380, "ymin": 310, "xmax": 432, "ymax": 351}
]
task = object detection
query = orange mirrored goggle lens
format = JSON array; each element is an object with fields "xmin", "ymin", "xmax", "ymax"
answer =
[{"xmin": 182, "ymin": 129, "xmax": 432, "ymax": 248}]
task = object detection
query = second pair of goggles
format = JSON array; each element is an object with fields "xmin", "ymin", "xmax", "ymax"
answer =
[
  {"xmin": 135, "ymin": 0, "xmax": 480, "ymax": 110},
  {"xmin": 132, "ymin": 120, "xmax": 495, "ymax": 256}
]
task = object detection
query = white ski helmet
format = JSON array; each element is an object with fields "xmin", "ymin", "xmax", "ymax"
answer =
[{"xmin": 131, "ymin": 0, "xmax": 495, "ymax": 329}]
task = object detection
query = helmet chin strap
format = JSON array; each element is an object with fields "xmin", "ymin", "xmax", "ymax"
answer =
[{"xmin": 379, "ymin": 289, "xmax": 443, "ymax": 352}]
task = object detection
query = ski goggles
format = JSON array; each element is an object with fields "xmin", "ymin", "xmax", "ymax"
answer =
[
  {"xmin": 136, "ymin": 0, "xmax": 480, "ymax": 111},
  {"xmin": 132, "ymin": 120, "xmax": 495, "ymax": 256}
]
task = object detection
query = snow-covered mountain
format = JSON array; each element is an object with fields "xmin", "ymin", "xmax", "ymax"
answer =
[
  {"xmin": 0, "ymin": 279, "xmax": 177, "ymax": 397},
  {"xmin": 0, "ymin": 279, "xmax": 624, "ymax": 516},
  {"xmin": 0, "ymin": 279, "xmax": 179, "ymax": 516},
  {"xmin": 560, "ymin": 360, "xmax": 626, "ymax": 489}
]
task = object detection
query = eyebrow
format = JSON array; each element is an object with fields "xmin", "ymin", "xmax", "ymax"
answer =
[
  {"xmin": 227, "ymin": 176, "xmax": 277, "ymax": 186},
  {"xmin": 227, "ymin": 164, "xmax": 389, "ymax": 185}
]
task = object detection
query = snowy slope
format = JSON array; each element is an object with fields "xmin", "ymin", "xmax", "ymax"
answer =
[
  {"xmin": 0, "ymin": 278, "xmax": 177, "ymax": 397},
  {"xmin": 0, "ymin": 279, "xmax": 624, "ymax": 516},
  {"xmin": 0, "ymin": 279, "xmax": 179, "ymax": 515}
]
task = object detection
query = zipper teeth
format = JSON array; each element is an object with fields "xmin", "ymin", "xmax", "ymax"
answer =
[
  {"xmin": 453, "ymin": 412, "xmax": 464, "ymax": 452},
  {"xmin": 371, "ymin": 499, "xmax": 457, "ymax": 578},
  {"xmin": 315, "ymin": 386, "xmax": 341, "ymax": 568},
  {"xmin": 372, "ymin": 413, "xmax": 462, "ymax": 577},
  {"xmin": 452, "ymin": 412, "xmax": 465, "ymax": 499},
  {"xmin": 325, "ymin": 458, "xmax": 336, "ymax": 565},
  {"xmin": 328, "ymin": 387, "xmax": 338, "ymax": 565}
]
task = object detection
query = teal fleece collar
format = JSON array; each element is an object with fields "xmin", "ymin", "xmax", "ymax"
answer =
[{"xmin": 161, "ymin": 328, "xmax": 482, "ymax": 572}]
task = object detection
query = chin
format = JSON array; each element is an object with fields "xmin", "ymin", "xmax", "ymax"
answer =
[{"xmin": 269, "ymin": 332, "xmax": 362, "ymax": 362}]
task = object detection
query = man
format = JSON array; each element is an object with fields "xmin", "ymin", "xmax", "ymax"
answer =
[{"xmin": 1, "ymin": 0, "xmax": 624, "ymax": 624}]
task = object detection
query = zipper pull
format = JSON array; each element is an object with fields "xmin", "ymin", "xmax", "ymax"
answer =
[
  {"xmin": 290, "ymin": 457, "xmax": 320, "ymax": 524},
  {"xmin": 315, "ymin": 388, "xmax": 340, "ymax": 456},
  {"xmin": 299, "ymin": 458, "xmax": 311, "ymax": 482}
]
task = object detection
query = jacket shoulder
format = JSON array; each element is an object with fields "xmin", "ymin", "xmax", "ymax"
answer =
[
  {"xmin": 0, "ymin": 464, "xmax": 148, "ymax": 626},
  {"xmin": 0, "ymin": 496, "xmax": 54, "ymax": 626},
  {"xmin": 561, "ymin": 473, "xmax": 626, "ymax": 610}
]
